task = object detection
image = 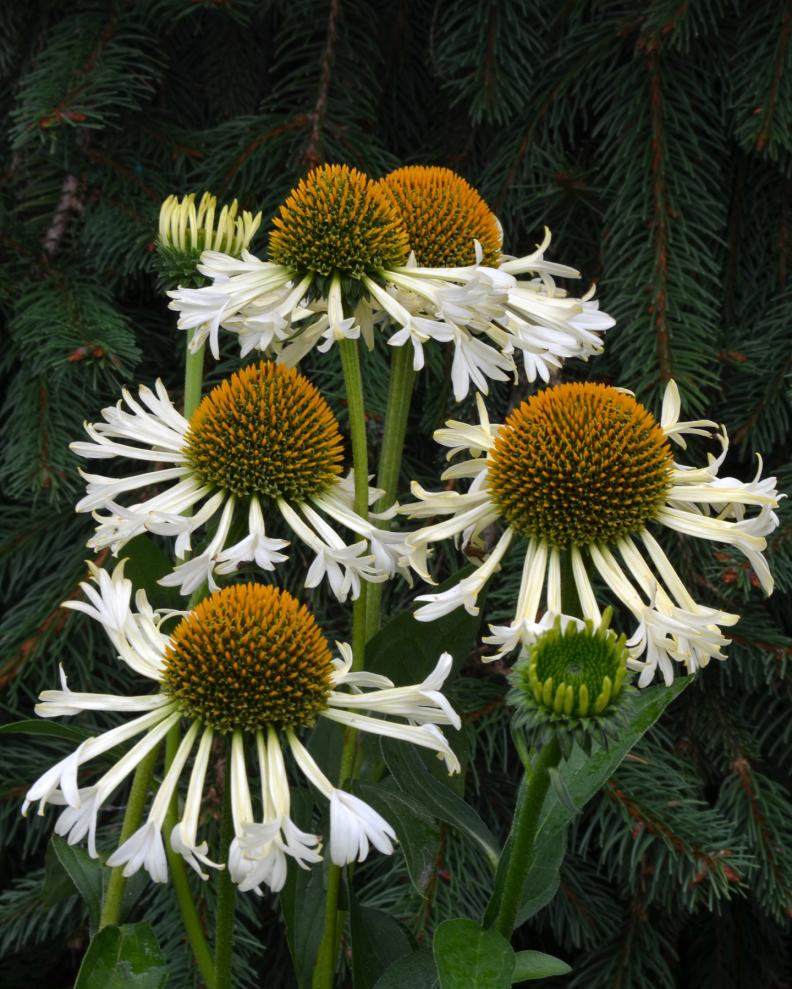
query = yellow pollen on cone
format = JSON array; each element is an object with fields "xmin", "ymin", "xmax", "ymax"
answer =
[
  {"xmin": 488, "ymin": 382, "xmax": 674, "ymax": 548},
  {"xmin": 162, "ymin": 584, "xmax": 335, "ymax": 732},
  {"xmin": 184, "ymin": 361, "xmax": 344, "ymax": 501},
  {"xmin": 379, "ymin": 165, "xmax": 502, "ymax": 268},
  {"xmin": 268, "ymin": 163, "xmax": 410, "ymax": 276}
]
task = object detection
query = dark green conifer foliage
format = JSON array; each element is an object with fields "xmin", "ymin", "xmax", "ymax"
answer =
[{"xmin": 1, "ymin": 2, "xmax": 790, "ymax": 987}]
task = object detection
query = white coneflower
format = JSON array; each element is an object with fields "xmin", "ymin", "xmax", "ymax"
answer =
[
  {"xmin": 72, "ymin": 361, "xmax": 405, "ymax": 599},
  {"xmin": 23, "ymin": 569, "xmax": 460, "ymax": 892},
  {"xmin": 166, "ymin": 165, "xmax": 514, "ymax": 398},
  {"xmin": 167, "ymin": 165, "xmax": 612, "ymax": 401},
  {"xmin": 375, "ymin": 168, "xmax": 614, "ymax": 397},
  {"xmin": 401, "ymin": 380, "xmax": 780, "ymax": 686}
]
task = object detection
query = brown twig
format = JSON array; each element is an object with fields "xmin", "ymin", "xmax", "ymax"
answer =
[
  {"xmin": 42, "ymin": 174, "xmax": 83, "ymax": 257},
  {"xmin": 304, "ymin": 0, "xmax": 341, "ymax": 168}
]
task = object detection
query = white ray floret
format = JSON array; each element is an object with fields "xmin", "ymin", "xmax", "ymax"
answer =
[
  {"xmin": 400, "ymin": 380, "xmax": 780, "ymax": 685},
  {"xmin": 71, "ymin": 377, "xmax": 399, "ymax": 601},
  {"xmin": 23, "ymin": 565, "xmax": 461, "ymax": 890}
]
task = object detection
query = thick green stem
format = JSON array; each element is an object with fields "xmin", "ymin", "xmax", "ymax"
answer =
[
  {"xmin": 338, "ymin": 338, "xmax": 370, "ymax": 525},
  {"xmin": 162, "ymin": 726, "xmax": 215, "ymax": 988},
  {"xmin": 214, "ymin": 752, "xmax": 236, "ymax": 989},
  {"xmin": 365, "ymin": 344, "xmax": 416, "ymax": 639},
  {"xmin": 491, "ymin": 736, "xmax": 563, "ymax": 939},
  {"xmin": 312, "ymin": 339, "xmax": 370, "ymax": 989},
  {"xmin": 183, "ymin": 331, "xmax": 206, "ymax": 421},
  {"xmin": 99, "ymin": 746, "xmax": 159, "ymax": 928}
]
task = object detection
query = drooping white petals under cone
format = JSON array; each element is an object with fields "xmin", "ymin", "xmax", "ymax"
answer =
[
  {"xmin": 71, "ymin": 379, "xmax": 402, "ymax": 601},
  {"xmin": 22, "ymin": 565, "xmax": 460, "ymax": 889},
  {"xmin": 166, "ymin": 229, "xmax": 612, "ymax": 401},
  {"xmin": 401, "ymin": 380, "xmax": 780, "ymax": 685}
]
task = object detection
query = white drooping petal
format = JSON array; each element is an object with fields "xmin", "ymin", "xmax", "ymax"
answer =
[
  {"xmin": 329, "ymin": 791, "xmax": 396, "ymax": 865},
  {"xmin": 329, "ymin": 652, "xmax": 460, "ymax": 728},
  {"xmin": 215, "ymin": 496, "xmax": 290, "ymax": 575}
]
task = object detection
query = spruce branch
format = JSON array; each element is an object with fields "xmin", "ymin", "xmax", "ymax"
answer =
[{"xmin": 304, "ymin": 0, "xmax": 341, "ymax": 168}]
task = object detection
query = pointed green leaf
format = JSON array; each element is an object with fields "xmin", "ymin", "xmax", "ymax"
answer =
[
  {"xmin": 121, "ymin": 534, "xmax": 182, "ymax": 610},
  {"xmin": 356, "ymin": 780, "xmax": 440, "ymax": 893},
  {"xmin": 280, "ymin": 788, "xmax": 326, "ymax": 989},
  {"xmin": 73, "ymin": 923, "xmax": 167, "ymax": 988},
  {"xmin": 381, "ymin": 739, "xmax": 499, "ymax": 870},
  {"xmin": 0, "ymin": 719, "xmax": 90, "ymax": 743},
  {"xmin": 373, "ymin": 948, "xmax": 439, "ymax": 989},
  {"xmin": 366, "ymin": 566, "xmax": 480, "ymax": 685},
  {"xmin": 433, "ymin": 919, "xmax": 515, "ymax": 989},
  {"xmin": 350, "ymin": 896, "xmax": 414, "ymax": 989},
  {"xmin": 512, "ymin": 949, "xmax": 572, "ymax": 982},
  {"xmin": 51, "ymin": 834, "xmax": 104, "ymax": 931},
  {"xmin": 485, "ymin": 678, "xmax": 690, "ymax": 926}
]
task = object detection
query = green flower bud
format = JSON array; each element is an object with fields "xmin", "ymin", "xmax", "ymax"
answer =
[{"xmin": 509, "ymin": 610, "xmax": 634, "ymax": 754}]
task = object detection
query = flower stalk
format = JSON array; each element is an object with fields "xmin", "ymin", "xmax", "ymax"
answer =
[
  {"xmin": 99, "ymin": 745, "xmax": 159, "ymax": 928},
  {"xmin": 489, "ymin": 735, "xmax": 562, "ymax": 939},
  {"xmin": 214, "ymin": 750, "xmax": 236, "ymax": 989},
  {"xmin": 365, "ymin": 343, "xmax": 416, "ymax": 638},
  {"xmin": 313, "ymin": 335, "xmax": 370, "ymax": 989}
]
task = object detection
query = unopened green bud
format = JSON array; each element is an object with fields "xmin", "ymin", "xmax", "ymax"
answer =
[{"xmin": 509, "ymin": 610, "xmax": 633, "ymax": 753}]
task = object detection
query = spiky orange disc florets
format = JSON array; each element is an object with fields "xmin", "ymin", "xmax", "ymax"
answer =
[
  {"xmin": 268, "ymin": 163, "xmax": 410, "ymax": 276},
  {"xmin": 487, "ymin": 383, "xmax": 674, "ymax": 547},
  {"xmin": 379, "ymin": 165, "xmax": 502, "ymax": 267},
  {"xmin": 185, "ymin": 361, "xmax": 343, "ymax": 501},
  {"xmin": 163, "ymin": 584, "xmax": 334, "ymax": 732}
]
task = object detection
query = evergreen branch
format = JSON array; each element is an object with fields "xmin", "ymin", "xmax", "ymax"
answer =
[
  {"xmin": 222, "ymin": 115, "xmax": 311, "ymax": 185},
  {"xmin": 606, "ymin": 780, "xmax": 743, "ymax": 890},
  {"xmin": 733, "ymin": 353, "xmax": 792, "ymax": 445},
  {"xmin": 641, "ymin": 35, "xmax": 673, "ymax": 382},
  {"xmin": 304, "ymin": 0, "xmax": 341, "ymax": 167},
  {"xmin": 730, "ymin": 755, "xmax": 786, "ymax": 894},
  {"xmin": 82, "ymin": 146, "xmax": 159, "ymax": 201},
  {"xmin": 754, "ymin": 0, "xmax": 792, "ymax": 154}
]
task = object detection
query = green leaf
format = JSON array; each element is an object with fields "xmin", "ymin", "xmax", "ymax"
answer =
[
  {"xmin": 382, "ymin": 738, "xmax": 500, "ymax": 870},
  {"xmin": 121, "ymin": 534, "xmax": 182, "ymax": 610},
  {"xmin": 350, "ymin": 896, "xmax": 414, "ymax": 989},
  {"xmin": 0, "ymin": 719, "xmax": 90, "ymax": 743},
  {"xmin": 356, "ymin": 780, "xmax": 440, "ymax": 894},
  {"xmin": 280, "ymin": 846, "xmax": 327, "ymax": 989},
  {"xmin": 50, "ymin": 835, "xmax": 105, "ymax": 931},
  {"xmin": 73, "ymin": 923, "xmax": 167, "ymax": 988},
  {"xmin": 485, "ymin": 678, "xmax": 690, "ymax": 926},
  {"xmin": 366, "ymin": 565, "xmax": 480, "ymax": 685},
  {"xmin": 433, "ymin": 919, "xmax": 515, "ymax": 989},
  {"xmin": 512, "ymin": 950, "xmax": 572, "ymax": 982},
  {"xmin": 373, "ymin": 948, "xmax": 439, "ymax": 989},
  {"xmin": 42, "ymin": 837, "xmax": 81, "ymax": 907},
  {"xmin": 513, "ymin": 828, "xmax": 566, "ymax": 923}
]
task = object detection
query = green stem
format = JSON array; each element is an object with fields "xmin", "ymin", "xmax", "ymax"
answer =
[
  {"xmin": 162, "ymin": 726, "xmax": 215, "ymax": 988},
  {"xmin": 99, "ymin": 746, "xmax": 159, "ymax": 928},
  {"xmin": 365, "ymin": 344, "xmax": 416, "ymax": 639},
  {"xmin": 312, "ymin": 339, "xmax": 370, "ymax": 989},
  {"xmin": 183, "ymin": 330, "xmax": 206, "ymax": 421},
  {"xmin": 491, "ymin": 736, "xmax": 563, "ymax": 939},
  {"xmin": 337, "ymin": 338, "xmax": 369, "ymax": 667},
  {"xmin": 214, "ymin": 749, "xmax": 236, "ymax": 989}
]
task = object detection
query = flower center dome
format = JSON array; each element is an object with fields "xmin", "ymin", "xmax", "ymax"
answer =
[
  {"xmin": 184, "ymin": 361, "xmax": 343, "ymax": 501},
  {"xmin": 379, "ymin": 166, "xmax": 502, "ymax": 267},
  {"xmin": 162, "ymin": 584, "xmax": 334, "ymax": 732},
  {"xmin": 268, "ymin": 163, "xmax": 410, "ymax": 277},
  {"xmin": 487, "ymin": 382, "xmax": 673, "ymax": 547},
  {"xmin": 516, "ymin": 616, "xmax": 629, "ymax": 718}
]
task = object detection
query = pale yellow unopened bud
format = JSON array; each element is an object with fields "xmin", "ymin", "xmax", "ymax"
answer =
[{"xmin": 157, "ymin": 191, "xmax": 262, "ymax": 257}]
